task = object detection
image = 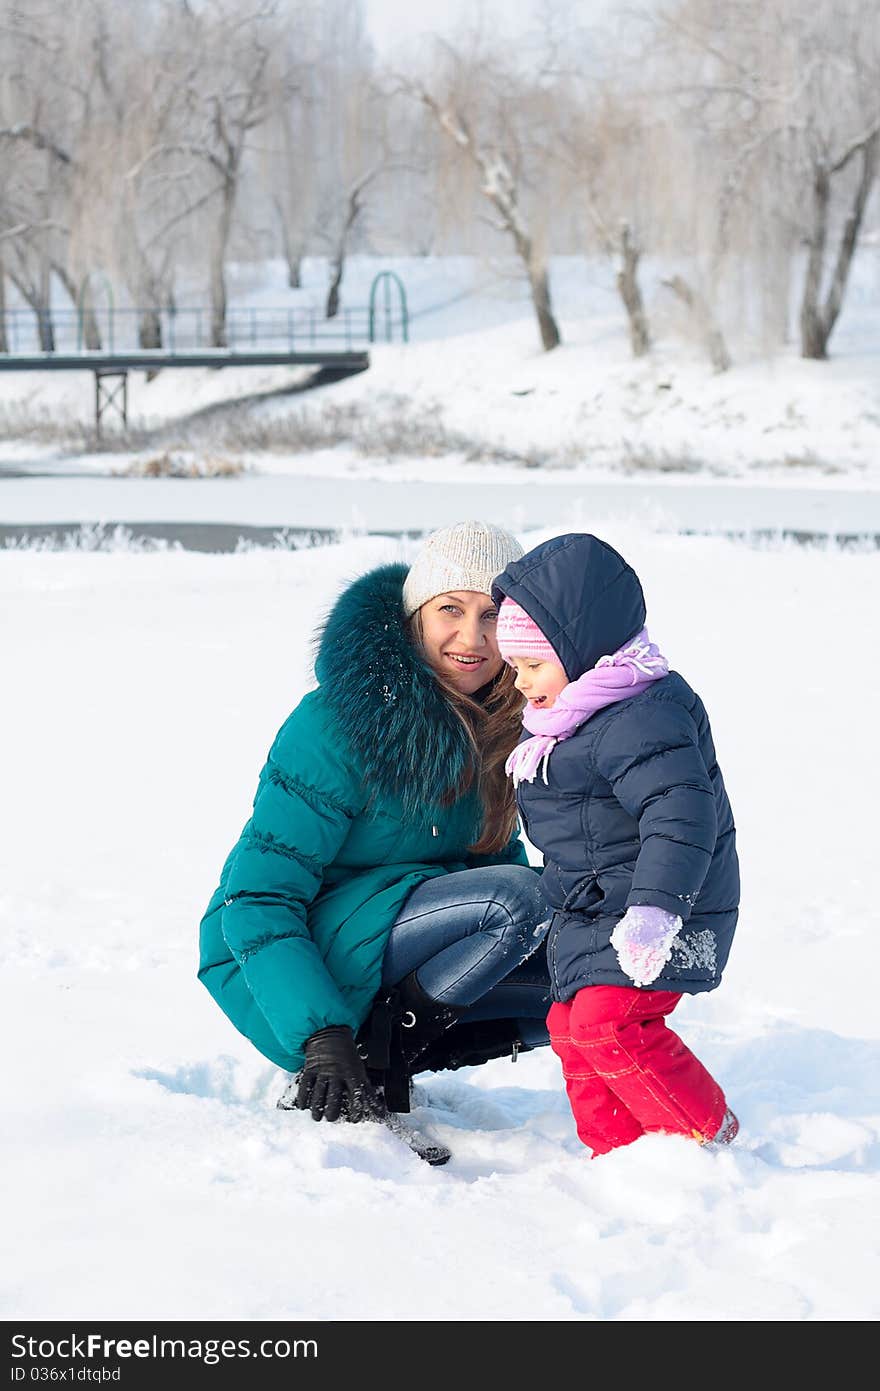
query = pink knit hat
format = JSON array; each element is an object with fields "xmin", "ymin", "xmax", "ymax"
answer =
[{"xmin": 496, "ymin": 598, "xmax": 563, "ymax": 666}]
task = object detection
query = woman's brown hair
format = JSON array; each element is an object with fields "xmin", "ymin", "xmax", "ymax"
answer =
[{"xmin": 408, "ymin": 610, "xmax": 525, "ymax": 855}]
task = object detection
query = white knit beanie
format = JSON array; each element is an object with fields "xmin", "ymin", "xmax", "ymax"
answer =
[{"xmin": 402, "ymin": 521, "xmax": 524, "ymax": 618}]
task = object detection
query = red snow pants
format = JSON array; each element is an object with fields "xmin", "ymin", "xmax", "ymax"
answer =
[{"xmin": 547, "ymin": 986, "xmax": 727, "ymax": 1156}]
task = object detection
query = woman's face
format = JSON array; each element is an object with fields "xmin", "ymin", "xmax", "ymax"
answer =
[{"xmin": 417, "ymin": 590, "xmax": 504, "ymax": 694}]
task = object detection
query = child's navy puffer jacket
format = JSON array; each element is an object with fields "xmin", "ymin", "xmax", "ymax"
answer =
[{"xmin": 492, "ymin": 534, "xmax": 739, "ymax": 1001}]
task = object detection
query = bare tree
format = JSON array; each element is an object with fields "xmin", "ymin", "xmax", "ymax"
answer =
[
  {"xmin": 0, "ymin": 0, "xmax": 150, "ymax": 351},
  {"xmin": 660, "ymin": 274, "xmax": 731, "ymax": 371},
  {"xmin": 0, "ymin": 123, "xmax": 70, "ymax": 349},
  {"xmin": 324, "ymin": 163, "xmax": 384, "ymax": 318},
  {"xmin": 615, "ymin": 223, "xmax": 651, "ymax": 357},
  {"xmin": 128, "ymin": 0, "xmax": 277, "ymax": 347},
  {"xmin": 260, "ymin": 5, "xmax": 322, "ymax": 289},
  {"xmin": 270, "ymin": 104, "xmax": 319, "ymax": 288},
  {"xmin": 308, "ymin": 5, "xmax": 390, "ymax": 319},
  {"xmin": 552, "ymin": 78, "xmax": 655, "ymax": 357},
  {"xmin": 652, "ymin": 0, "xmax": 880, "ymax": 360},
  {"xmin": 398, "ymin": 41, "xmax": 562, "ymax": 351},
  {"xmin": 74, "ymin": 0, "xmax": 174, "ymax": 351},
  {"xmin": 800, "ymin": 123, "xmax": 879, "ymax": 358},
  {"xmin": 0, "ymin": 253, "xmax": 7, "ymax": 354}
]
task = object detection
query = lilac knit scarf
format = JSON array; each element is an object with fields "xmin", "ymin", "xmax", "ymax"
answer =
[{"xmin": 505, "ymin": 628, "xmax": 669, "ymax": 788}]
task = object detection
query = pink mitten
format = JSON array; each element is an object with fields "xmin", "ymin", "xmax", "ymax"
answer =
[{"xmin": 610, "ymin": 905, "xmax": 682, "ymax": 988}]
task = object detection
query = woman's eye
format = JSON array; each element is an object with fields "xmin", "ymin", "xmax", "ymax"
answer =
[
  {"xmin": 483, "ymin": 612, "xmax": 498, "ymax": 623},
  {"xmin": 440, "ymin": 605, "xmax": 461, "ymax": 615}
]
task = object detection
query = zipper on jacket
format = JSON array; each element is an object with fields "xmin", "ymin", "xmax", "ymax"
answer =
[{"xmin": 549, "ymin": 919, "xmax": 560, "ymax": 998}]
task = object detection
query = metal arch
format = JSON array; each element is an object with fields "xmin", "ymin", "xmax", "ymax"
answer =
[{"xmin": 368, "ymin": 271, "xmax": 408, "ymax": 343}]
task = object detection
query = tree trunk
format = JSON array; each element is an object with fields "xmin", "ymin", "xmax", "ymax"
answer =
[
  {"xmin": 663, "ymin": 274, "xmax": 730, "ymax": 372},
  {"xmin": 325, "ymin": 187, "xmax": 364, "ymax": 320},
  {"xmin": 209, "ymin": 250, "xmax": 228, "ymax": 347},
  {"xmin": 0, "ymin": 263, "xmax": 8, "ymax": 353},
  {"xmin": 79, "ymin": 298, "xmax": 102, "ymax": 350},
  {"xmin": 37, "ymin": 254, "xmax": 55, "ymax": 351},
  {"xmin": 799, "ymin": 161, "xmax": 831, "ymax": 360},
  {"xmin": 510, "ymin": 225, "xmax": 561, "ymax": 351},
  {"xmin": 800, "ymin": 136, "xmax": 878, "ymax": 360},
  {"xmin": 30, "ymin": 285, "xmax": 55, "ymax": 351},
  {"xmin": 209, "ymin": 177, "xmax": 236, "ymax": 348},
  {"xmin": 138, "ymin": 309, "xmax": 163, "ymax": 349},
  {"xmin": 54, "ymin": 264, "xmax": 102, "ymax": 350},
  {"xmin": 274, "ymin": 197, "xmax": 302, "ymax": 287},
  {"xmin": 7, "ymin": 270, "xmax": 55, "ymax": 351},
  {"xmin": 139, "ymin": 308, "xmax": 163, "ymax": 379},
  {"xmin": 35, "ymin": 302, "xmax": 55, "ymax": 351},
  {"xmin": 616, "ymin": 222, "xmax": 651, "ymax": 357},
  {"xmin": 325, "ymin": 253, "xmax": 343, "ymax": 319},
  {"xmin": 527, "ymin": 260, "xmax": 561, "ymax": 351}
]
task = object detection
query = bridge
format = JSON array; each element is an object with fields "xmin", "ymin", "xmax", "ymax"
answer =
[{"xmin": 0, "ymin": 272, "xmax": 408, "ymax": 436}]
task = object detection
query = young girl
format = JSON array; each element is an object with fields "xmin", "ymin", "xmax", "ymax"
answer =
[{"xmin": 492, "ymin": 532, "xmax": 740, "ymax": 1155}]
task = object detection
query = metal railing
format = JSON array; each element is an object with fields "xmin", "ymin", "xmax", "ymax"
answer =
[{"xmin": 0, "ymin": 301, "xmax": 408, "ymax": 357}]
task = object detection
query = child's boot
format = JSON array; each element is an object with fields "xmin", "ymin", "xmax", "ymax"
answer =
[{"xmin": 703, "ymin": 1106, "xmax": 740, "ymax": 1147}]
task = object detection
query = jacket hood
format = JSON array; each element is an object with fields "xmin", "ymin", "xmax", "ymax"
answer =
[
  {"xmin": 313, "ymin": 562, "xmax": 476, "ymax": 822},
  {"xmin": 491, "ymin": 533, "xmax": 646, "ymax": 680}
]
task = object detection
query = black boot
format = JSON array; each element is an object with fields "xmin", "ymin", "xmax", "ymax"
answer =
[
  {"xmin": 395, "ymin": 970, "xmax": 461, "ymax": 1068},
  {"xmin": 415, "ymin": 1018, "xmax": 530, "ymax": 1075},
  {"xmin": 356, "ymin": 971, "xmax": 462, "ymax": 1115}
]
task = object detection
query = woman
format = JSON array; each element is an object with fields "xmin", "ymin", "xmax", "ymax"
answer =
[{"xmin": 198, "ymin": 521, "xmax": 552, "ymax": 1130}]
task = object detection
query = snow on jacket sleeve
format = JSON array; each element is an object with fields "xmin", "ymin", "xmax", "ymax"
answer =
[
  {"xmin": 592, "ymin": 696, "xmax": 718, "ymax": 922},
  {"xmin": 220, "ymin": 697, "xmax": 367, "ymax": 1052}
]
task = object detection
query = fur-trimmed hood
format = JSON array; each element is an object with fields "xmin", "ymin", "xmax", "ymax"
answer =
[{"xmin": 313, "ymin": 563, "xmax": 475, "ymax": 821}]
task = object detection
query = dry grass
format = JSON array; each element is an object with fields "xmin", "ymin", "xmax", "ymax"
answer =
[{"xmin": 114, "ymin": 451, "xmax": 246, "ymax": 478}]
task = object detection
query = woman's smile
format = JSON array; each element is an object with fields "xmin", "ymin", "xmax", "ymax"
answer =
[
  {"xmin": 444, "ymin": 651, "xmax": 488, "ymax": 668},
  {"xmin": 416, "ymin": 591, "xmax": 505, "ymax": 693}
]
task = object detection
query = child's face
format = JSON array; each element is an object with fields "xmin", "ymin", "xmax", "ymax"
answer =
[{"xmin": 507, "ymin": 656, "xmax": 569, "ymax": 710}]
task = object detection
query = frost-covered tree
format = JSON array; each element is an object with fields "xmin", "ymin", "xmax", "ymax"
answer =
[
  {"xmin": 125, "ymin": 0, "xmax": 278, "ymax": 346},
  {"xmin": 651, "ymin": 0, "xmax": 880, "ymax": 359},
  {"xmin": 398, "ymin": 39, "xmax": 562, "ymax": 351}
]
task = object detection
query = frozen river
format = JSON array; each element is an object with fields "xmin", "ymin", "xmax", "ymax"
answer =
[{"xmin": 2, "ymin": 472, "xmax": 880, "ymax": 549}]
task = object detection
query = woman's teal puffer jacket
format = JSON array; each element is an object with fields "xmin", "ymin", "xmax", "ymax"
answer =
[{"xmin": 198, "ymin": 562, "xmax": 528, "ymax": 1072}]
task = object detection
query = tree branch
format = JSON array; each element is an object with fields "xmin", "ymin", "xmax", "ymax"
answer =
[
  {"xmin": 0, "ymin": 125, "xmax": 73, "ymax": 166},
  {"xmin": 829, "ymin": 118, "xmax": 880, "ymax": 176},
  {"xmin": 0, "ymin": 219, "xmax": 68, "ymax": 244}
]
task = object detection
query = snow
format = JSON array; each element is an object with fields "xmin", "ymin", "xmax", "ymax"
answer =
[
  {"xmin": 2, "ymin": 255, "xmax": 879, "ymax": 1323},
  {"xmin": 2, "ymin": 522, "xmax": 879, "ymax": 1322},
  {"xmin": 2, "ymin": 254, "xmax": 880, "ymax": 488}
]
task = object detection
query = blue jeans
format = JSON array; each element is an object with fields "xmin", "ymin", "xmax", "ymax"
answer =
[{"xmin": 381, "ymin": 865, "xmax": 552, "ymax": 1049}]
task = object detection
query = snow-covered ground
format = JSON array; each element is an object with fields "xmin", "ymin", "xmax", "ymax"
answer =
[
  {"xmin": 3, "ymin": 253, "xmax": 879, "ymax": 1321},
  {"xmin": 3, "ymin": 521, "xmax": 879, "ymax": 1322},
  {"xmin": 2, "ymin": 254, "xmax": 879, "ymax": 487}
]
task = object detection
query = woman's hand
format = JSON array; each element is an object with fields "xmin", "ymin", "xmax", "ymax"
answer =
[
  {"xmin": 611, "ymin": 906, "xmax": 682, "ymax": 988},
  {"xmin": 294, "ymin": 1025, "xmax": 381, "ymax": 1123}
]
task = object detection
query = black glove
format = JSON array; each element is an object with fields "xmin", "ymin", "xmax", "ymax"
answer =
[{"xmin": 295, "ymin": 1025, "xmax": 380, "ymax": 1123}]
